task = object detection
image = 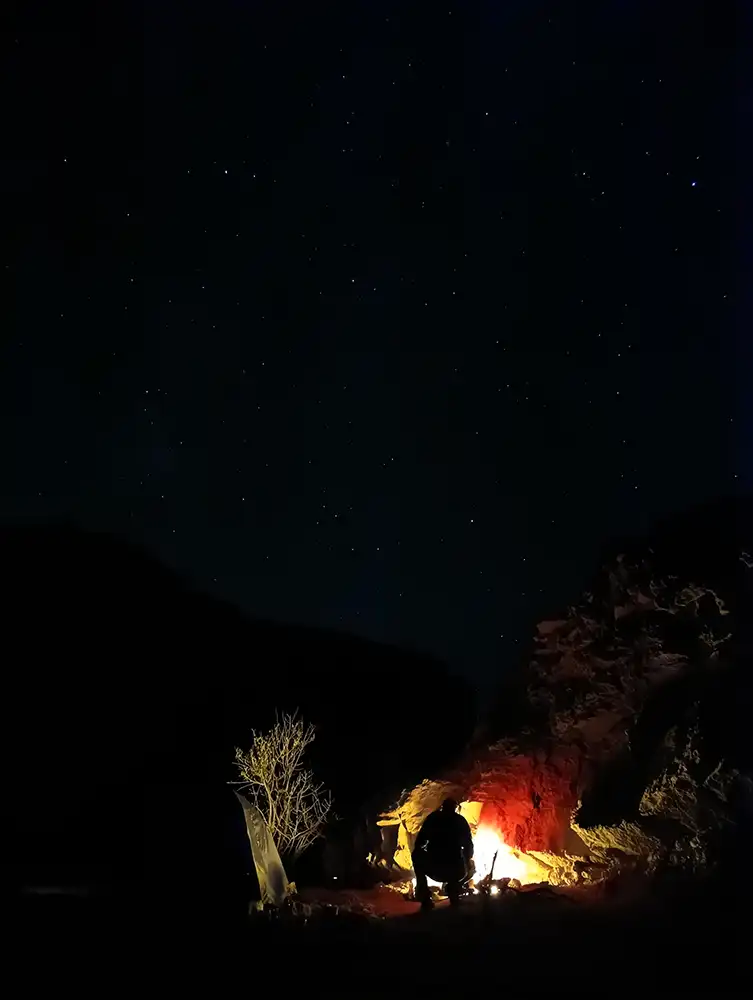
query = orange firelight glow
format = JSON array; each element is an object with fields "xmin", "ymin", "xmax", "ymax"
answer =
[
  {"xmin": 472, "ymin": 825, "xmax": 538, "ymax": 883},
  {"xmin": 409, "ymin": 808, "xmax": 548, "ymax": 893}
]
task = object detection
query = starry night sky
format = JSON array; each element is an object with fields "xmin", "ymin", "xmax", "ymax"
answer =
[{"xmin": 5, "ymin": 1, "xmax": 750, "ymax": 688}]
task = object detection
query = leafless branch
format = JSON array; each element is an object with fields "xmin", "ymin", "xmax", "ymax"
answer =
[{"xmin": 234, "ymin": 711, "xmax": 333, "ymax": 859}]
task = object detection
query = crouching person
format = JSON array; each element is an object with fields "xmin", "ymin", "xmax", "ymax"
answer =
[{"xmin": 412, "ymin": 799, "xmax": 474, "ymax": 910}]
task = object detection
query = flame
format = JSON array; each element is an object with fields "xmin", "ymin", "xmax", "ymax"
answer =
[
  {"xmin": 470, "ymin": 823, "xmax": 548, "ymax": 885},
  {"xmin": 473, "ymin": 825, "xmax": 526, "ymax": 881}
]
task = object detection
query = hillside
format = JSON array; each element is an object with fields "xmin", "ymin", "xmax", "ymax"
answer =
[{"xmin": 0, "ymin": 522, "xmax": 475, "ymax": 886}]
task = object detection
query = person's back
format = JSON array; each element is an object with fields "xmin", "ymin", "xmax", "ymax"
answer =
[
  {"xmin": 412, "ymin": 798, "xmax": 473, "ymax": 908},
  {"xmin": 417, "ymin": 809, "xmax": 469, "ymax": 862}
]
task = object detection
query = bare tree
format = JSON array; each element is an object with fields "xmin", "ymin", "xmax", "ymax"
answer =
[{"xmin": 233, "ymin": 711, "xmax": 333, "ymax": 860}]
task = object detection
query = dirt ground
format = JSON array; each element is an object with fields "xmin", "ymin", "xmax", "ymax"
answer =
[
  {"xmin": 10, "ymin": 878, "xmax": 749, "ymax": 994},
  {"xmin": 276, "ymin": 881, "xmax": 749, "ymax": 994},
  {"xmin": 296, "ymin": 881, "xmax": 424, "ymax": 917}
]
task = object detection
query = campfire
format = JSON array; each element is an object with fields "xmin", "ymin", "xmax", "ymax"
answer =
[
  {"xmin": 460, "ymin": 800, "xmax": 550, "ymax": 887},
  {"xmin": 471, "ymin": 824, "xmax": 546, "ymax": 885},
  {"xmin": 408, "ymin": 801, "xmax": 551, "ymax": 896}
]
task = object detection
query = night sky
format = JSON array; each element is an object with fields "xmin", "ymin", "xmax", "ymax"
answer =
[{"xmin": 5, "ymin": 1, "xmax": 749, "ymax": 688}]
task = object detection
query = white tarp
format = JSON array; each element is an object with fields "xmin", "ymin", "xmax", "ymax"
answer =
[{"xmin": 234, "ymin": 793, "xmax": 290, "ymax": 907}]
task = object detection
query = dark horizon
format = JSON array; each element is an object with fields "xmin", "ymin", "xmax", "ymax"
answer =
[
  {"xmin": 3, "ymin": 490, "xmax": 750, "ymax": 700},
  {"xmin": 4, "ymin": 1, "xmax": 750, "ymax": 689}
]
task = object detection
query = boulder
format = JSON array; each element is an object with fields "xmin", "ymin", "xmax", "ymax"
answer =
[
  {"xmin": 636, "ymin": 716, "xmax": 752, "ymax": 872},
  {"xmin": 571, "ymin": 819, "xmax": 662, "ymax": 862}
]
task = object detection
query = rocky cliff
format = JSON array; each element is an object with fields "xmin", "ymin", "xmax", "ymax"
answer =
[{"xmin": 381, "ymin": 499, "xmax": 752, "ymax": 881}]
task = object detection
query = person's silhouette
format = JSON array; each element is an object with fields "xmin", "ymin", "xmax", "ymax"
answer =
[{"xmin": 412, "ymin": 798, "xmax": 473, "ymax": 909}]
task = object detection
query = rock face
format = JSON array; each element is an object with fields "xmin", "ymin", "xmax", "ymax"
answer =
[
  {"xmin": 636, "ymin": 711, "xmax": 751, "ymax": 871},
  {"xmin": 528, "ymin": 562, "xmax": 732, "ymax": 767},
  {"xmin": 380, "ymin": 500, "xmax": 752, "ymax": 880},
  {"xmin": 380, "ymin": 747, "xmax": 583, "ymax": 857},
  {"xmin": 460, "ymin": 743, "xmax": 582, "ymax": 853}
]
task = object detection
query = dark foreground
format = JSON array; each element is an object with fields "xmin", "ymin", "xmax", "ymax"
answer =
[{"xmin": 7, "ymin": 875, "xmax": 750, "ymax": 995}]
